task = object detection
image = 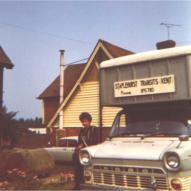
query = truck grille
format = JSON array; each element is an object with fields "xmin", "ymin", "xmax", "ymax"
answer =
[{"xmin": 92, "ymin": 165, "xmax": 169, "ymax": 190}]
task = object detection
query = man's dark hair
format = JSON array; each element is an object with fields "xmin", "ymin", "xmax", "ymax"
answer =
[{"xmin": 79, "ymin": 112, "xmax": 92, "ymax": 122}]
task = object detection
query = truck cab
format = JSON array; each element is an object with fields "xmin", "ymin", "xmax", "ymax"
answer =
[{"xmin": 80, "ymin": 45, "xmax": 191, "ymax": 190}]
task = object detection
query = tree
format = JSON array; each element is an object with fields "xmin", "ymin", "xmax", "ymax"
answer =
[
  {"xmin": 0, "ymin": 107, "xmax": 17, "ymax": 147},
  {"xmin": 16, "ymin": 117, "xmax": 42, "ymax": 128}
]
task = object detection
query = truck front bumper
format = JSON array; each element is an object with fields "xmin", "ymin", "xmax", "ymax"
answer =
[{"xmin": 80, "ymin": 183, "xmax": 155, "ymax": 191}]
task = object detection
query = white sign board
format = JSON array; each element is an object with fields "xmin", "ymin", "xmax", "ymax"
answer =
[{"xmin": 114, "ymin": 75, "xmax": 175, "ymax": 98}]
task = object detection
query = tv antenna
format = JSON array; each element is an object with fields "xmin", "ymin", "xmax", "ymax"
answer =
[{"xmin": 160, "ymin": 22, "xmax": 181, "ymax": 40}]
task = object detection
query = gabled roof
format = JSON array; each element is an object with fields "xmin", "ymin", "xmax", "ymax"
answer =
[
  {"xmin": 37, "ymin": 63, "xmax": 85, "ymax": 99},
  {"xmin": 0, "ymin": 46, "xmax": 14, "ymax": 69},
  {"xmin": 99, "ymin": 39, "xmax": 134, "ymax": 58},
  {"xmin": 38, "ymin": 39, "xmax": 133, "ymax": 100},
  {"xmin": 47, "ymin": 39, "xmax": 134, "ymax": 127}
]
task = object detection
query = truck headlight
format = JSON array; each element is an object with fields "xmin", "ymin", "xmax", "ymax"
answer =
[
  {"xmin": 80, "ymin": 150, "xmax": 91, "ymax": 166},
  {"xmin": 164, "ymin": 152, "xmax": 180, "ymax": 171}
]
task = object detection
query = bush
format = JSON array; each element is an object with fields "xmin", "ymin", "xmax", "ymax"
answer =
[
  {"xmin": 0, "ymin": 107, "xmax": 17, "ymax": 147},
  {"xmin": 0, "ymin": 148, "xmax": 55, "ymax": 181}
]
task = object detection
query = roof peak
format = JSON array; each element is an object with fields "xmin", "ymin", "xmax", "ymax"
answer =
[
  {"xmin": 98, "ymin": 39, "xmax": 134, "ymax": 58},
  {"xmin": 0, "ymin": 46, "xmax": 14, "ymax": 69}
]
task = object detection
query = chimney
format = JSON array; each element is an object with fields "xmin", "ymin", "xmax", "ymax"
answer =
[
  {"xmin": 156, "ymin": 40, "xmax": 176, "ymax": 50},
  {"xmin": 59, "ymin": 50, "xmax": 65, "ymax": 103},
  {"xmin": 59, "ymin": 50, "xmax": 65, "ymax": 129}
]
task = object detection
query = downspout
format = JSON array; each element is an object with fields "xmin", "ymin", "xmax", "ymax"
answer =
[
  {"xmin": 59, "ymin": 50, "xmax": 65, "ymax": 129},
  {"xmin": 0, "ymin": 67, "xmax": 3, "ymax": 109},
  {"xmin": 99, "ymin": 67, "xmax": 103, "ymax": 143}
]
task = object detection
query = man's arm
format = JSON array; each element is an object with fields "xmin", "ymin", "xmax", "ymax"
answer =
[
  {"xmin": 92, "ymin": 127, "xmax": 100, "ymax": 145},
  {"xmin": 75, "ymin": 128, "xmax": 85, "ymax": 152}
]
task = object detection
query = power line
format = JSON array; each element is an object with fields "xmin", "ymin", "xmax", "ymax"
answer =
[
  {"xmin": 0, "ymin": 21, "xmax": 94, "ymax": 45},
  {"xmin": 65, "ymin": 57, "xmax": 89, "ymax": 66}
]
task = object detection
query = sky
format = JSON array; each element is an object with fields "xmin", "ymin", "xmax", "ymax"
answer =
[{"xmin": 0, "ymin": 0, "xmax": 190, "ymax": 119}]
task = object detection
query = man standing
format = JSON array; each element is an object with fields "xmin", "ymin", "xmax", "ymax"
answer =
[{"xmin": 73, "ymin": 112, "xmax": 99, "ymax": 190}]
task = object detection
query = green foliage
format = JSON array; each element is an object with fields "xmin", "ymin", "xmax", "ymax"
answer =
[
  {"xmin": 0, "ymin": 107, "xmax": 17, "ymax": 146},
  {"xmin": 0, "ymin": 107, "xmax": 42, "ymax": 147},
  {"xmin": 16, "ymin": 117, "xmax": 42, "ymax": 128}
]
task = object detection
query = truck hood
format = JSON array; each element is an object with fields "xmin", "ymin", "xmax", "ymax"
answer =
[{"xmin": 92, "ymin": 138, "xmax": 179, "ymax": 160}]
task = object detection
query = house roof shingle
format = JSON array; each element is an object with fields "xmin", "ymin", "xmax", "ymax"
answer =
[
  {"xmin": 0, "ymin": 46, "xmax": 14, "ymax": 69},
  {"xmin": 38, "ymin": 63, "xmax": 85, "ymax": 99},
  {"xmin": 99, "ymin": 39, "xmax": 134, "ymax": 57}
]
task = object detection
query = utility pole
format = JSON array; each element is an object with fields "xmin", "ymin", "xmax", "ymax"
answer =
[{"xmin": 160, "ymin": 23, "xmax": 181, "ymax": 40}]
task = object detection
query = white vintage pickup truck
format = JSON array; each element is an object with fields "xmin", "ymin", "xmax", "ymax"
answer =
[{"xmin": 80, "ymin": 45, "xmax": 191, "ymax": 191}]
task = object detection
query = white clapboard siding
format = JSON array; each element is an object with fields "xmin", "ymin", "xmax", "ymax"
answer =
[
  {"xmin": 63, "ymin": 81, "xmax": 100, "ymax": 127},
  {"xmin": 102, "ymin": 107, "xmax": 122, "ymax": 127}
]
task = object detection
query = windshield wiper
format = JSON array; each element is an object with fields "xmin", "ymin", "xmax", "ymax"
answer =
[
  {"xmin": 109, "ymin": 132, "xmax": 133, "ymax": 139},
  {"xmin": 109, "ymin": 132, "xmax": 128, "ymax": 139},
  {"xmin": 140, "ymin": 131, "xmax": 165, "ymax": 139},
  {"xmin": 109, "ymin": 132, "xmax": 147, "ymax": 139}
]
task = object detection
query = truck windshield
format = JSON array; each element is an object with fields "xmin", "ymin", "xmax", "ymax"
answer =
[{"xmin": 111, "ymin": 117, "xmax": 191, "ymax": 138}]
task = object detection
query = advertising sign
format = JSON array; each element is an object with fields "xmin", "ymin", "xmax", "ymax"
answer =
[{"xmin": 114, "ymin": 75, "xmax": 175, "ymax": 98}]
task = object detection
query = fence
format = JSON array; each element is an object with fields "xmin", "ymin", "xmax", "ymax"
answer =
[
  {"xmin": 15, "ymin": 132, "xmax": 50, "ymax": 148},
  {"xmin": 56, "ymin": 127, "xmax": 111, "ymax": 142},
  {"xmin": 0, "ymin": 127, "xmax": 112, "ymax": 149}
]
